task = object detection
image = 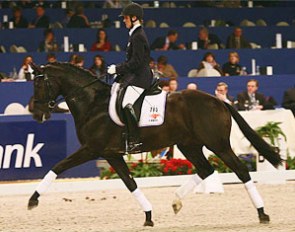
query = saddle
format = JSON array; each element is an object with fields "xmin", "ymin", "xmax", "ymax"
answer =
[{"xmin": 109, "ymin": 79, "xmax": 167, "ymax": 127}]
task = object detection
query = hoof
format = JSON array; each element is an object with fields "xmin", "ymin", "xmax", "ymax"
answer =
[
  {"xmin": 259, "ymin": 213, "xmax": 270, "ymax": 224},
  {"xmin": 143, "ymin": 220, "xmax": 154, "ymax": 227},
  {"xmin": 28, "ymin": 199, "xmax": 39, "ymax": 210},
  {"xmin": 172, "ymin": 199, "xmax": 183, "ymax": 214}
]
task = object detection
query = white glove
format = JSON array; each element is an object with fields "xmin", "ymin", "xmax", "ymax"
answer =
[{"xmin": 107, "ymin": 64, "xmax": 116, "ymax": 75}]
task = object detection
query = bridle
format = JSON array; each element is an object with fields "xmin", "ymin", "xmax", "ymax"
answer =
[{"xmin": 34, "ymin": 73, "xmax": 107, "ymax": 112}]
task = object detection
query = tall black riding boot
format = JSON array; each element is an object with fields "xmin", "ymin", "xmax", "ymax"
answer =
[{"xmin": 123, "ymin": 104, "xmax": 142, "ymax": 153}]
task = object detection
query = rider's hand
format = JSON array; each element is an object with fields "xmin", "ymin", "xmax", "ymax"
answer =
[{"xmin": 107, "ymin": 64, "xmax": 116, "ymax": 75}]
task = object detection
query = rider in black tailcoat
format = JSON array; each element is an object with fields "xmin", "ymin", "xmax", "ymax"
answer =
[{"xmin": 107, "ymin": 2, "xmax": 153, "ymax": 152}]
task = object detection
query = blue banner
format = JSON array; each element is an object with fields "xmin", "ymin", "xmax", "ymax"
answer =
[{"xmin": 0, "ymin": 120, "xmax": 66, "ymax": 180}]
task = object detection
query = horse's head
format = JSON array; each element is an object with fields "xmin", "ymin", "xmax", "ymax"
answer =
[{"xmin": 31, "ymin": 63, "xmax": 58, "ymax": 123}]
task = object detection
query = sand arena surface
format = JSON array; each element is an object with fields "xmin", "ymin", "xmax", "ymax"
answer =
[{"xmin": 0, "ymin": 182, "xmax": 294, "ymax": 232}]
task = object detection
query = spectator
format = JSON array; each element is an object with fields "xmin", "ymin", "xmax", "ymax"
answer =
[
  {"xmin": 149, "ymin": 57, "xmax": 156, "ymax": 70},
  {"xmin": 151, "ymin": 30, "xmax": 185, "ymax": 51},
  {"xmin": 215, "ymin": 82, "xmax": 235, "ymax": 105},
  {"xmin": 237, "ymin": 79, "xmax": 267, "ymax": 111},
  {"xmin": 15, "ymin": 1, "xmax": 34, "ymax": 8},
  {"xmin": 222, "ymin": 51, "xmax": 242, "ymax": 76},
  {"xmin": 61, "ymin": 8, "xmax": 74, "ymax": 27},
  {"xmin": 69, "ymin": 54, "xmax": 78, "ymax": 64},
  {"xmin": 282, "ymin": 87, "xmax": 295, "ymax": 116},
  {"xmin": 10, "ymin": 6, "xmax": 28, "ymax": 28},
  {"xmin": 0, "ymin": 72, "xmax": 13, "ymax": 82},
  {"xmin": 38, "ymin": 29, "xmax": 59, "ymax": 52},
  {"xmin": 18, "ymin": 55, "xmax": 34, "ymax": 81},
  {"xmin": 157, "ymin": 55, "xmax": 178, "ymax": 79},
  {"xmin": 197, "ymin": 52, "xmax": 223, "ymax": 76},
  {"xmin": 169, "ymin": 78, "xmax": 178, "ymax": 93},
  {"xmin": 74, "ymin": 55, "xmax": 85, "ymax": 67},
  {"xmin": 90, "ymin": 29, "xmax": 112, "ymax": 52},
  {"xmin": 29, "ymin": 5, "xmax": 50, "ymax": 28},
  {"xmin": 103, "ymin": 0, "xmax": 129, "ymax": 8},
  {"xmin": 159, "ymin": 80, "xmax": 170, "ymax": 92},
  {"xmin": 89, "ymin": 55, "xmax": 107, "ymax": 81},
  {"xmin": 226, "ymin": 27, "xmax": 251, "ymax": 49},
  {"xmin": 67, "ymin": 4, "xmax": 90, "ymax": 28},
  {"xmin": 47, "ymin": 53, "xmax": 57, "ymax": 63},
  {"xmin": 197, "ymin": 27, "xmax": 222, "ymax": 49},
  {"xmin": 187, "ymin": 83, "xmax": 198, "ymax": 90}
]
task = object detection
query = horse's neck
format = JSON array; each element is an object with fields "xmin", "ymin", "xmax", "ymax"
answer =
[{"xmin": 60, "ymin": 76, "xmax": 110, "ymax": 123}]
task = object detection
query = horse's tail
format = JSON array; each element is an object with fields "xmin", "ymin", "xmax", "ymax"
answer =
[{"xmin": 224, "ymin": 102, "xmax": 282, "ymax": 167}]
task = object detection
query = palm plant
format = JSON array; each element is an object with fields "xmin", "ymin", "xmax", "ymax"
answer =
[{"xmin": 255, "ymin": 122, "xmax": 287, "ymax": 146}]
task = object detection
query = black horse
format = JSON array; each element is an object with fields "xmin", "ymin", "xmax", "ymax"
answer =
[{"xmin": 28, "ymin": 62, "xmax": 281, "ymax": 226}]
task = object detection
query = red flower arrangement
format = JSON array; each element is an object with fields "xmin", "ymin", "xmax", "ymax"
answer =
[{"xmin": 160, "ymin": 158, "xmax": 195, "ymax": 175}]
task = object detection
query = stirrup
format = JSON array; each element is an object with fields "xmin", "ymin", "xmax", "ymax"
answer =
[{"xmin": 125, "ymin": 141, "xmax": 142, "ymax": 154}]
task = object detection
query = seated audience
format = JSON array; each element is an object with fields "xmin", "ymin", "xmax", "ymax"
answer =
[
  {"xmin": 282, "ymin": 87, "xmax": 295, "ymax": 116},
  {"xmin": 73, "ymin": 55, "xmax": 85, "ymax": 67},
  {"xmin": 197, "ymin": 52, "xmax": 223, "ymax": 76},
  {"xmin": 61, "ymin": 8, "xmax": 74, "ymax": 27},
  {"xmin": 157, "ymin": 55, "xmax": 178, "ymax": 79},
  {"xmin": 18, "ymin": 55, "xmax": 34, "ymax": 81},
  {"xmin": 89, "ymin": 55, "xmax": 107, "ymax": 81},
  {"xmin": 67, "ymin": 5, "xmax": 90, "ymax": 28},
  {"xmin": 187, "ymin": 83, "xmax": 198, "ymax": 90},
  {"xmin": 69, "ymin": 54, "xmax": 78, "ymax": 64},
  {"xmin": 237, "ymin": 79, "xmax": 267, "ymax": 111},
  {"xmin": 215, "ymin": 82, "xmax": 235, "ymax": 105},
  {"xmin": 197, "ymin": 27, "xmax": 222, "ymax": 49},
  {"xmin": 169, "ymin": 78, "xmax": 178, "ymax": 93},
  {"xmin": 10, "ymin": 6, "xmax": 28, "ymax": 28},
  {"xmin": 159, "ymin": 80, "xmax": 170, "ymax": 92},
  {"xmin": 38, "ymin": 29, "xmax": 59, "ymax": 52},
  {"xmin": 90, "ymin": 29, "xmax": 112, "ymax": 52},
  {"xmin": 226, "ymin": 27, "xmax": 251, "ymax": 49},
  {"xmin": 222, "ymin": 51, "xmax": 242, "ymax": 76},
  {"xmin": 47, "ymin": 53, "xmax": 57, "ymax": 63},
  {"xmin": 0, "ymin": 72, "xmax": 13, "ymax": 82},
  {"xmin": 29, "ymin": 5, "xmax": 50, "ymax": 28},
  {"xmin": 151, "ymin": 30, "xmax": 185, "ymax": 50}
]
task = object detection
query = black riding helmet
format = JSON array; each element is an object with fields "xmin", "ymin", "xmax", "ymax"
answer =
[{"xmin": 120, "ymin": 2, "xmax": 143, "ymax": 21}]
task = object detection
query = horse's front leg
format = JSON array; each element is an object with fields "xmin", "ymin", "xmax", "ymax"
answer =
[
  {"xmin": 28, "ymin": 146, "xmax": 94, "ymax": 210},
  {"xmin": 106, "ymin": 156, "xmax": 154, "ymax": 227}
]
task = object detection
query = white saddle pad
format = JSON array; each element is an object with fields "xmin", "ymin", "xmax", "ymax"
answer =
[{"xmin": 108, "ymin": 83, "xmax": 167, "ymax": 127}]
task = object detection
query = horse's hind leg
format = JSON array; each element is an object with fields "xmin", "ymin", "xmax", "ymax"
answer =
[
  {"xmin": 106, "ymin": 156, "xmax": 154, "ymax": 227},
  {"xmin": 172, "ymin": 144, "xmax": 215, "ymax": 213},
  {"xmin": 28, "ymin": 146, "xmax": 94, "ymax": 210},
  {"xmin": 213, "ymin": 146, "xmax": 270, "ymax": 223}
]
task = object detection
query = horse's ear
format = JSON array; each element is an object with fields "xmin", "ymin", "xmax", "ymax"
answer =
[{"xmin": 31, "ymin": 62, "xmax": 43, "ymax": 75}]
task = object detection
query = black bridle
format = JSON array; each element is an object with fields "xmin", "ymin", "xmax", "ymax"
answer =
[{"xmin": 34, "ymin": 73, "xmax": 107, "ymax": 112}]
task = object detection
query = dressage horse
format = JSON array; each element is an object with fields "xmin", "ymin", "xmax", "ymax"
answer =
[{"xmin": 28, "ymin": 62, "xmax": 281, "ymax": 226}]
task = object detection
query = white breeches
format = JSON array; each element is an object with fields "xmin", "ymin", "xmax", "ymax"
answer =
[{"xmin": 122, "ymin": 86, "xmax": 144, "ymax": 108}]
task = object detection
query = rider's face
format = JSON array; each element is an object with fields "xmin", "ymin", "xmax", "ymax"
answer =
[{"xmin": 123, "ymin": 16, "xmax": 132, "ymax": 29}]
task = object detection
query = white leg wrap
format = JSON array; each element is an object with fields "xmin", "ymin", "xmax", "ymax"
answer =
[
  {"xmin": 175, "ymin": 173, "xmax": 203, "ymax": 199},
  {"xmin": 244, "ymin": 180, "xmax": 264, "ymax": 209},
  {"xmin": 36, "ymin": 170, "xmax": 57, "ymax": 195},
  {"xmin": 132, "ymin": 189, "xmax": 152, "ymax": 212}
]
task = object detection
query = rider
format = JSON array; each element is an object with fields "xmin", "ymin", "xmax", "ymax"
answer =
[{"xmin": 107, "ymin": 2, "xmax": 153, "ymax": 152}]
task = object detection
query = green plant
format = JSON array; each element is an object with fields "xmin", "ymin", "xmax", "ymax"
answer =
[
  {"xmin": 286, "ymin": 156, "xmax": 295, "ymax": 170},
  {"xmin": 255, "ymin": 121, "xmax": 287, "ymax": 146},
  {"xmin": 208, "ymin": 155, "xmax": 232, "ymax": 173}
]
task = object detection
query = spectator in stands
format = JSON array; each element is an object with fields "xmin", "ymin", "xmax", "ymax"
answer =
[
  {"xmin": 222, "ymin": 51, "xmax": 242, "ymax": 76},
  {"xmin": 67, "ymin": 4, "xmax": 90, "ymax": 28},
  {"xmin": 61, "ymin": 8, "xmax": 74, "ymax": 27},
  {"xmin": 46, "ymin": 53, "xmax": 57, "ymax": 63},
  {"xmin": 18, "ymin": 55, "xmax": 35, "ymax": 81},
  {"xmin": 187, "ymin": 83, "xmax": 198, "ymax": 90},
  {"xmin": 0, "ymin": 72, "xmax": 13, "ymax": 82},
  {"xmin": 237, "ymin": 79, "xmax": 267, "ymax": 111},
  {"xmin": 73, "ymin": 55, "xmax": 85, "ymax": 67},
  {"xmin": 157, "ymin": 55, "xmax": 178, "ymax": 79},
  {"xmin": 103, "ymin": 0, "xmax": 127, "ymax": 8},
  {"xmin": 69, "ymin": 54, "xmax": 78, "ymax": 64},
  {"xmin": 151, "ymin": 30, "xmax": 185, "ymax": 51},
  {"xmin": 169, "ymin": 78, "xmax": 178, "ymax": 93},
  {"xmin": 197, "ymin": 52, "xmax": 223, "ymax": 76},
  {"xmin": 90, "ymin": 29, "xmax": 112, "ymax": 51},
  {"xmin": 215, "ymin": 82, "xmax": 235, "ymax": 105},
  {"xmin": 38, "ymin": 29, "xmax": 59, "ymax": 52},
  {"xmin": 10, "ymin": 6, "xmax": 28, "ymax": 28},
  {"xmin": 159, "ymin": 80, "xmax": 170, "ymax": 92},
  {"xmin": 197, "ymin": 27, "xmax": 222, "ymax": 49},
  {"xmin": 226, "ymin": 27, "xmax": 251, "ymax": 49},
  {"xmin": 15, "ymin": 1, "xmax": 34, "ymax": 8},
  {"xmin": 89, "ymin": 55, "xmax": 107, "ymax": 81},
  {"xmin": 29, "ymin": 5, "xmax": 50, "ymax": 28},
  {"xmin": 149, "ymin": 57, "xmax": 155, "ymax": 70},
  {"xmin": 282, "ymin": 87, "xmax": 295, "ymax": 116}
]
